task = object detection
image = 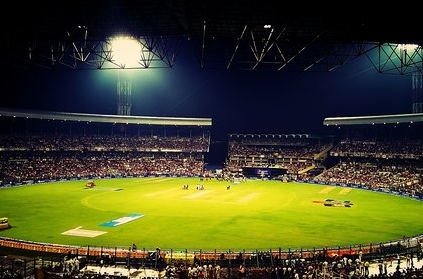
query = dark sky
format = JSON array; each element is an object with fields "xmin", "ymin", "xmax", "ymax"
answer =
[{"xmin": 3, "ymin": 39, "xmax": 413, "ymax": 142}]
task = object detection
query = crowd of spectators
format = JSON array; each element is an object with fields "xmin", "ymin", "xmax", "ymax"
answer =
[
  {"xmin": 0, "ymin": 134, "xmax": 209, "ymax": 153},
  {"xmin": 225, "ymin": 135, "xmax": 331, "ymax": 175},
  {"xmin": 0, "ymin": 134, "xmax": 209, "ymax": 185},
  {"xmin": 329, "ymin": 139, "xmax": 423, "ymax": 160},
  {"xmin": 311, "ymin": 138, "xmax": 423, "ymax": 200},
  {"xmin": 224, "ymin": 135, "xmax": 423, "ymax": 199},
  {"xmin": 312, "ymin": 158, "xmax": 423, "ymax": 198},
  {"xmin": 1, "ymin": 133, "xmax": 422, "ymax": 197}
]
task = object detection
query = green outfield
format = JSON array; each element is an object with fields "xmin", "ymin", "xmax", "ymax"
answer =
[{"xmin": 1, "ymin": 177, "xmax": 422, "ymax": 252}]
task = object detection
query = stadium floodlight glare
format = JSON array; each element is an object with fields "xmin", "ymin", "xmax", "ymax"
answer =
[
  {"xmin": 110, "ymin": 35, "xmax": 141, "ymax": 68},
  {"xmin": 399, "ymin": 43, "xmax": 419, "ymax": 52},
  {"xmin": 398, "ymin": 43, "xmax": 420, "ymax": 66}
]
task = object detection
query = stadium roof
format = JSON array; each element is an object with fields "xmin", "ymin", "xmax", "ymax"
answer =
[
  {"xmin": 0, "ymin": 108, "xmax": 212, "ymax": 127},
  {"xmin": 2, "ymin": 1, "xmax": 423, "ymax": 74},
  {"xmin": 323, "ymin": 113, "xmax": 423, "ymax": 126}
]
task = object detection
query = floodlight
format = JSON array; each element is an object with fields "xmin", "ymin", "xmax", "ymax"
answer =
[{"xmin": 110, "ymin": 36, "xmax": 141, "ymax": 68}]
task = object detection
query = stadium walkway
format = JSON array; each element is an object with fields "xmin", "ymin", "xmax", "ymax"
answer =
[
  {"xmin": 83, "ymin": 265, "xmax": 159, "ymax": 278},
  {"xmin": 81, "ymin": 256, "xmax": 423, "ymax": 278},
  {"xmin": 367, "ymin": 256, "xmax": 422, "ymax": 276}
]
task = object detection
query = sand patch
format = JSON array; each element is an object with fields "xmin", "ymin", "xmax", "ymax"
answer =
[{"xmin": 62, "ymin": 226, "xmax": 107, "ymax": 238}]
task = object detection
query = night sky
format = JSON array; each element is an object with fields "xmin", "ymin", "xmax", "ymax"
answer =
[{"xmin": 3, "ymin": 39, "xmax": 413, "ymax": 142}]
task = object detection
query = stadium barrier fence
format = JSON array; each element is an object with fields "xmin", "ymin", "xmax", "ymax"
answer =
[{"xmin": 1, "ymin": 235, "xmax": 422, "ymax": 267}]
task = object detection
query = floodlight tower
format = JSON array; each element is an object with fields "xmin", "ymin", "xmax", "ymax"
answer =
[
  {"xmin": 117, "ymin": 73, "xmax": 132, "ymax": 116},
  {"xmin": 111, "ymin": 35, "xmax": 141, "ymax": 116},
  {"xmin": 412, "ymin": 72, "xmax": 423, "ymax": 113}
]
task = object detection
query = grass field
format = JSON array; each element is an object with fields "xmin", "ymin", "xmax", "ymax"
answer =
[{"xmin": 1, "ymin": 177, "xmax": 423, "ymax": 252}]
